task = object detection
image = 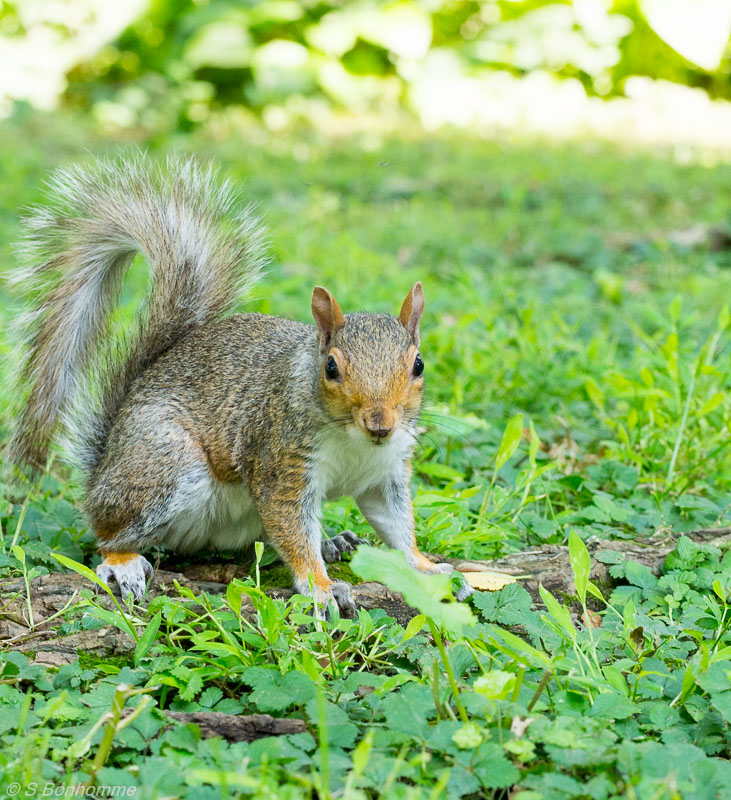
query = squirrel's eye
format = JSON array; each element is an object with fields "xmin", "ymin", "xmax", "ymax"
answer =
[
  {"xmin": 413, "ymin": 354, "xmax": 424, "ymax": 377},
  {"xmin": 325, "ymin": 356, "xmax": 339, "ymax": 380}
]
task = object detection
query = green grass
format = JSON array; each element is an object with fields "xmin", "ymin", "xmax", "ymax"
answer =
[{"xmin": 0, "ymin": 111, "xmax": 730, "ymax": 798}]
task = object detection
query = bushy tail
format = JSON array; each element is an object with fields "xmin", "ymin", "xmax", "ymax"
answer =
[{"xmin": 7, "ymin": 152, "xmax": 268, "ymax": 474}]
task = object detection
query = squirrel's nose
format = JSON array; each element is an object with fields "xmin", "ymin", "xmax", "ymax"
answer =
[{"xmin": 362, "ymin": 412, "xmax": 393, "ymax": 441}]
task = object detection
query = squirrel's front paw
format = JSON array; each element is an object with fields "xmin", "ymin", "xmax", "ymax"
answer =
[
  {"xmin": 96, "ymin": 554, "xmax": 153, "ymax": 602},
  {"xmin": 321, "ymin": 530, "xmax": 362, "ymax": 563}
]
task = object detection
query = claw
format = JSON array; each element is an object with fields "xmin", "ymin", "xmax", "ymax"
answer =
[
  {"xmin": 295, "ymin": 576, "xmax": 358, "ymax": 620},
  {"xmin": 416, "ymin": 559, "xmax": 473, "ymax": 602},
  {"xmin": 329, "ymin": 580, "xmax": 357, "ymax": 619},
  {"xmin": 321, "ymin": 530, "xmax": 363, "ymax": 563},
  {"xmin": 95, "ymin": 554, "xmax": 153, "ymax": 602},
  {"xmin": 453, "ymin": 579, "xmax": 474, "ymax": 602}
]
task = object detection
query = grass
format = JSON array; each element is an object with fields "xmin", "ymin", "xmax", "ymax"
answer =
[{"xmin": 0, "ymin": 111, "xmax": 730, "ymax": 799}]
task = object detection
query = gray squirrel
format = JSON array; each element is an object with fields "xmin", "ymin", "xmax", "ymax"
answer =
[{"xmin": 9, "ymin": 153, "xmax": 470, "ymax": 614}]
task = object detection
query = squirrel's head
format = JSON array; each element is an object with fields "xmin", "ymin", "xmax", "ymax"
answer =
[{"xmin": 312, "ymin": 283, "xmax": 425, "ymax": 446}]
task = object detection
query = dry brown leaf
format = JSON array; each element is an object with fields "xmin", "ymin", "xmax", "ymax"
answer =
[
  {"xmin": 582, "ymin": 609, "xmax": 602, "ymax": 629},
  {"xmin": 462, "ymin": 571, "xmax": 518, "ymax": 591}
]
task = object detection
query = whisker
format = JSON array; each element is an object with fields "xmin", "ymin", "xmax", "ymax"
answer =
[
  {"xmin": 408, "ymin": 416, "xmax": 489, "ymax": 478},
  {"xmin": 420, "ymin": 408, "xmax": 486, "ymax": 424},
  {"xmin": 418, "ymin": 416, "xmax": 478, "ymax": 443},
  {"xmin": 414, "ymin": 431, "xmax": 446, "ymax": 463}
]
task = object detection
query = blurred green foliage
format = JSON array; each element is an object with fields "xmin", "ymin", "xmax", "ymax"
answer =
[{"xmin": 28, "ymin": 0, "xmax": 727, "ymax": 132}]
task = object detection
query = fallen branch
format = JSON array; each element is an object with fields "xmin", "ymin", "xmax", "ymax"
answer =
[{"xmin": 164, "ymin": 711, "xmax": 306, "ymax": 742}]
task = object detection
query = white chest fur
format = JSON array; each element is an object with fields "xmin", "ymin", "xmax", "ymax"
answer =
[
  {"xmin": 163, "ymin": 466, "xmax": 263, "ymax": 553},
  {"xmin": 312, "ymin": 424, "xmax": 414, "ymax": 501},
  {"xmin": 162, "ymin": 423, "xmax": 415, "ymax": 553}
]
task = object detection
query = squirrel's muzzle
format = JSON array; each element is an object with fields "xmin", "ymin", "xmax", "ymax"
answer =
[{"xmin": 360, "ymin": 408, "xmax": 396, "ymax": 444}]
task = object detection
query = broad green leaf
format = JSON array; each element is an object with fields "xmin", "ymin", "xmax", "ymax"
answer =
[
  {"xmin": 134, "ymin": 611, "xmax": 162, "ymax": 666},
  {"xmin": 490, "ymin": 627, "xmax": 551, "ymax": 669},
  {"xmin": 539, "ymin": 585, "xmax": 576, "ymax": 640},
  {"xmin": 416, "ymin": 462, "xmax": 465, "ymax": 481},
  {"xmin": 624, "ymin": 560, "xmax": 658, "ymax": 589},
  {"xmin": 710, "ymin": 646, "xmax": 731, "ymax": 665},
  {"xmin": 473, "ymin": 670, "xmax": 515, "ymax": 700},
  {"xmin": 305, "ymin": 697, "xmax": 358, "ymax": 748},
  {"xmin": 243, "ymin": 667, "xmax": 317, "ymax": 712},
  {"xmin": 52, "ymin": 552, "xmax": 112, "ymax": 594},
  {"xmin": 699, "ymin": 392, "xmax": 723, "ymax": 416},
  {"xmin": 413, "ymin": 491, "xmax": 460, "ymax": 507},
  {"xmin": 382, "ymin": 683, "xmax": 434, "ymax": 739},
  {"xmin": 602, "ymin": 666, "xmax": 628, "ymax": 696},
  {"xmin": 678, "ymin": 667, "xmax": 696, "ymax": 703},
  {"xmin": 669, "ymin": 296, "xmax": 682, "ymax": 323},
  {"xmin": 187, "ymin": 770, "xmax": 258, "ymax": 790},
  {"xmin": 376, "ymin": 673, "xmax": 416, "ymax": 695},
  {"xmin": 401, "ymin": 613, "xmax": 426, "ymax": 643},
  {"xmin": 711, "ymin": 692, "xmax": 731, "ymax": 723},
  {"xmin": 719, "ymin": 304, "xmax": 730, "ymax": 331},
  {"xmin": 623, "ymin": 598, "xmax": 637, "ymax": 633},
  {"xmin": 82, "ymin": 606, "xmax": 140, "ymax": 638},
  {"xmin": 528, "ymin": 419, "xmax": 540, "ymax": 469},
  {"xmin": 473, "ymin": 742, "xmax": 521, "ymax": 789},
  {"xmin": 494, "ymin": 414, "xmax": 523, "ymax": 471},
  {"xmin": 641, "ymin": 367, "xmax": 654, "ymax": 387},
  {"xmin": 588, "ymin": 693, "xmax": 639, "ymax": 719},
  {"xmin": 568, "ymin": 531, "xmax": 591, "ymax": 605},
  {"xmin": 226, "ymin": 582, "xmax": 244, "ymax": 616},
  {"xmin": 350, "ymin": 546, "xmax": 476, "ymax": 634},
  {"xmin": 473, "ymin": 583, "xmax": 534, "ymax": 627},
  {"xmin": 351, "ymin": 730, "xmax": 374, "ymax": 776},
  {"xmin": 189, "ymin": 642, "xmax": 242, "ymax": 657},
  {"xmin": 585, "ymin": 377, "xmax": 605, "ymax": 412},
  {"xmin": 586, "ymin": 581, "xmax": 605, "ymax": 602},
  {"xmin": 300, "ymin": 649, "xmax": 322, "ymax": 684}
]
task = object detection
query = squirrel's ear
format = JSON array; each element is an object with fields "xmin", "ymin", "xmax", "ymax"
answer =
[
  {"xmin": 311, "ymin": 286, "xmax": 345, "ymax": 353},
  {"xmin": 399, "ymin": 281, "xmax": 424, "ymax": 347}
]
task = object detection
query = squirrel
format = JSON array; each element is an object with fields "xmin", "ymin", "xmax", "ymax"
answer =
[{"xmin": 7, "ymin": 153, "xmax": 470, "ymax": 615}]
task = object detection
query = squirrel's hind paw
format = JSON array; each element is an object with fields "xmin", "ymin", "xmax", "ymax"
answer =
[
  {"xmin": 321, "ymin": 530, "xmax": 362, "ymax": 563},
  {"xmin": 305, "ymin": 580, "xmax": 358, "ymax": 620},
  {"xmin": 329, "ymin": 580, "xmax": 358, "ymax": 618},
  {"xmin": 96, "ymin": 554, "xmax": 153, "ymax": 602}
]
